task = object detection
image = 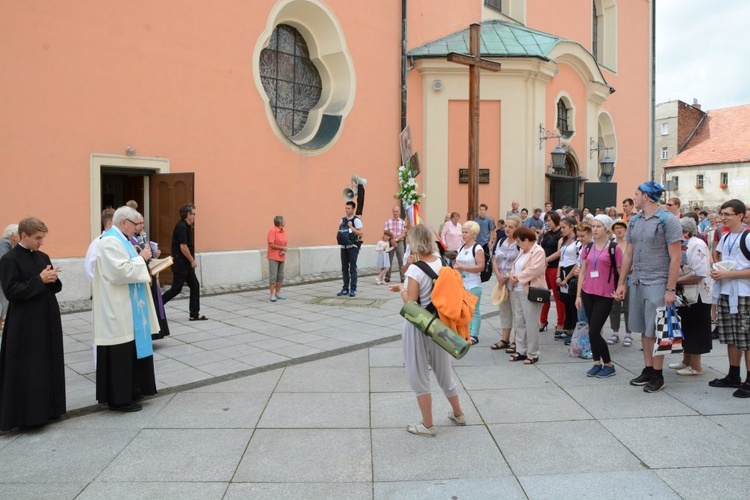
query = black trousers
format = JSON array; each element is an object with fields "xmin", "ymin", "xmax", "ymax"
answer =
[
  {"xmin": 96, "ymin": 341, "xmax": 156, "ymax": 405},
  {"xmin": 340, "ymin": 246, "xmax": 359, "ymax": 291},
  {"xmin": 582, "ymin": 291, "xmax": 614, "ymax": 364},
  {"xmin": 162, "ymin": 260, "xmax": 201, "ymax": 317}
]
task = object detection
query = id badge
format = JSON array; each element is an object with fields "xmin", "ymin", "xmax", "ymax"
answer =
[{"xmin": 590, "ymin": 270, "xmax": 600, "ymax": 278}]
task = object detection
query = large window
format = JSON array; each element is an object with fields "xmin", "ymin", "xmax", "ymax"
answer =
[
  {"xmin": 260, "ymin": 25, "xmax": 322, "ymax": 139},
  {"xmin": 661, "ymin": 147, "xmax": 669, "ymax": 160}
]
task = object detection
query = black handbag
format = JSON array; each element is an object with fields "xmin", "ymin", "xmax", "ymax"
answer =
[{"xmin": 528, "ymin": 287, "xmax": 551, "ymax": 303}]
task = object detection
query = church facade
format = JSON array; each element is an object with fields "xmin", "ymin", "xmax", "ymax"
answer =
[{"xmin": 0, "ymin": 1, "xmax": 653, "ymax": 301}]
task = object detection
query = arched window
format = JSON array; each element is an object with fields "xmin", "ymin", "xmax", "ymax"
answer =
[
  {"xmin": 260, "ymin": 25, "xmax": 322, "ymax": 139},
  {"xmin": 592, "ymin": 0, "xmax": 617, "ymax": 70},
  {"xmin": 557, "ymin": 99, "xmax": 570, "ymax": 133}
]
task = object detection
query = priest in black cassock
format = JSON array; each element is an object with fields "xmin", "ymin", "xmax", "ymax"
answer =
[{"xmin": 0, "ymin": 217, "xmax": 65, "ymax": 431}]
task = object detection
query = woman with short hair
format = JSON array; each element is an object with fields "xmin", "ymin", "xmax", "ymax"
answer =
[
  {"xmin": 454, "ymin": 221, "xmax": 484, "ymax": 345},
  {"xmin": 268, "ymin": 215, "xmax": 288, "ymax": 302},
  {"xmin": 508, "ymin": 226, "xmax": 548, "ymax": 364},
  {"xmin": 539, "ymin": 211, "xmax": 564, "ymax": 333},
  {"xmin": 390, "ymin": 224, "xmax": 466, "ymax": 437}
]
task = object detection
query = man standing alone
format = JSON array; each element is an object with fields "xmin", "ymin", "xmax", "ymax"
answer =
[
  {"xmin": 615, "ymin": 181, "xmax": 682, "ymax": 393},
  {"xmin": 94, "ymin": 207, "xmax": 159, "ymax": 412},
  {"xmin": 337, "ymin": 201, "xmax": 363, "ymax": 297},
  {"xmin": 162, "ymin": 204, "xmax": 206, "ymax": 321},
  {"xmin": 384, "ymin": 206, "xmax": 406, "ymax": 283}
]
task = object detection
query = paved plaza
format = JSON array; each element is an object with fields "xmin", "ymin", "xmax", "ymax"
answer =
[{"xmin": 1, "ymin": 275, "xmax": 750, "ymax": 499}]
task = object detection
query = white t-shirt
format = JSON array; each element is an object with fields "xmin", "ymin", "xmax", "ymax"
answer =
[
  {"xmin": 716, "ymin": 230, "xmax": 750, "ymax": 297},
  {"xmin": 456, "ymin": 243, "xmax": 482, "ymax": 290},
  {"xmin": 404, "ymin": 258, "xmax": 443, "ymax": 306},
  {"xmin": 559, "ymin": 240, "xmax": 579, "ymax": 268},
  {"xmin": 513, "ymin": 252, "xmax": 529, "ymax": 291}
]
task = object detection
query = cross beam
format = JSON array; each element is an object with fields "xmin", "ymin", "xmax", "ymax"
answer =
[{"xmin": 447, "ymin": 23, "xmax": 501, "ymax": 221}]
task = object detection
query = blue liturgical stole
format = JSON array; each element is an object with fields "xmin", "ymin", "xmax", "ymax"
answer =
[{"xmin": 103, "ymin": 227, "xmax": 154, "ymax": 359}]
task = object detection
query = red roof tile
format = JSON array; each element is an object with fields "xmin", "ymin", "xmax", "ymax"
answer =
[{"xmin": 665, "ymin": 104, "xmax": 750, "ymax": 168}]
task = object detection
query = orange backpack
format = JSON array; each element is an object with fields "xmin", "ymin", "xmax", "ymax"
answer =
[{"xmin": 414, "ymin": 261, "xmax": 479, "ymax": 341}]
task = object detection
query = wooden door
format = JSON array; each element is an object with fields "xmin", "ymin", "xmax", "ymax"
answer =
[{"xmin": 149, "ymin": 173, "xmax": 194, "ymax": 284}]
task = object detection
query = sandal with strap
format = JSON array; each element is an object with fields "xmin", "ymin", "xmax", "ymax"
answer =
[
  {"xmin": 505, "ymin": 342, "xmax": 516, "ymax": 354},
  {"xmin": 509, "ymin": 353, "xmax": 527, "ymax": 362},
  {"xmin": 469, "ymin": 336, "xmax": 479, "ymax": 345},
  {"xmin": 491, "ymin": 340, "xmax": 511, "ymax": 350},
  {"xmin": 623, "ymin": 336, "xmax": 632, "ymax": 347},
  {"xmin": 607, "ymin": 334, "xmax": 620, "ymax": 345},
  {"xmin": 523, "ymin": 357, "xmax": 539, "ymax": 365}
]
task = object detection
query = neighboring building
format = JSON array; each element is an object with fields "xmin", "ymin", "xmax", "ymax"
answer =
[
  {"xmin": 654, "ymin": 99, "xmax": 706, "ymax": 190},
  {"xmin": 0, "ymin": 1, "xmax": 653, "ymax": 301},
  {"xmin": 664, "ymin": 104, "xmax": 750, "ymax": 209}
]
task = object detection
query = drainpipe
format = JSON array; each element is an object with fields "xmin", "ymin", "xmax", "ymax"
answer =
[
  {"xmin": 650, "ymin": 0, "xmax": 656, "ymax": 181},
  {"xmin": 401, "ymin": 0, "xmax": 407, "ymax": 133}
]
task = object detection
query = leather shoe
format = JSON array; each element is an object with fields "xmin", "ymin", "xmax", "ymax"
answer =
[{"xmin": 108, "ymin": 402, "xmax": 142, "ymax": 412}]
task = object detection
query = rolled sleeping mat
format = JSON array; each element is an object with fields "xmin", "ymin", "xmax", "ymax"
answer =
[{"xmin": 399, "ymin": 301, "xmax": 470, "ymax": 359}]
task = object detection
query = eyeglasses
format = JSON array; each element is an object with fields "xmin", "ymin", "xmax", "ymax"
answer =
[
  {"xmin": 127, "ymin": 219, "xmax": 144, "ymax": 227},
  {"xmin": 719, "ymin": 212, "xmax": 736, "ymax": 217}
]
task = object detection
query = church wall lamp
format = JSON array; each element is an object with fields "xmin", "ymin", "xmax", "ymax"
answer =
[
  {"xmin": 589, "ymin": 138, "xmax": 615, "ymax": 182},
  {"xmin": 539, "ymin": 125, "xmax": 572, "ymax": 175}
]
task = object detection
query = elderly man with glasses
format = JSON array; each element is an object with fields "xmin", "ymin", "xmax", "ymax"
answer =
[{"xmin": 93, "ymin": 206, "xmax": 159, "ymax": 412}]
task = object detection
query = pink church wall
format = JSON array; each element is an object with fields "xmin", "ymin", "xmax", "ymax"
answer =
[{"xmin": 0, "ymin": 0, "xmax": 403, "ymax": 257}]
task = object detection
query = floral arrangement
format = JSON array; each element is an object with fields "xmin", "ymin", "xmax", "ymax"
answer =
[{"xmin": 397, "ymin": 165, "xmax": 423, "ymax": 206}]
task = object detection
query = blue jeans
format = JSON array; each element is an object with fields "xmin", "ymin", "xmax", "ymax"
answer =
[
  {"xmin": 340, "ymin": 246, "xmax": 359, "ymax": 291},
  {"xmin": 469, "ymin": 286, "xmax": 482, "ymax": 339}
]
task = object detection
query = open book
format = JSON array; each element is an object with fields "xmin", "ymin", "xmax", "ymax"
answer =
[{"xmin": 148, "ymin": 256, "xmax": 173, "ymax": 276}]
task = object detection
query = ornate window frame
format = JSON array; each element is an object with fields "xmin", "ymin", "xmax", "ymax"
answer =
[{"xmin": 253, "ymin": 0, "xmax": 356, "ymax": 154}]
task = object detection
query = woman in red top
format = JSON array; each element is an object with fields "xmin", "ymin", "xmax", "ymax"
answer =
[{"xmin": 268, "ymin": 216, "xmax": 288, "ymax": 302}]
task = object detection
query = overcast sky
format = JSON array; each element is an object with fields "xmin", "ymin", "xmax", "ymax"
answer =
[{"xmin": 656, "ymin": 0, "xmax": 750, "ymax": 111}]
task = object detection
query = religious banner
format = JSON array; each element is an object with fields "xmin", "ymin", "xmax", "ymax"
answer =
[{"xmin": 399, "ymin": 125, "xmax": 413, "ymax": 166}]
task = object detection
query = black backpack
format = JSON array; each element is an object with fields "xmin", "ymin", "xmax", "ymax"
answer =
[
  {"xmin": 584, "ymin": 240, "xmax": 620, "ymax": 284},
  {"xmin": 336, "ymin": 216, "xmax": 361, "ymax": 246},
  {"xmin": 459, "ymin": 243, "xmax": 492, "ymax": 283},
  {"xmin": 720, "ymin": 229, "xmax": 750, "ymax": 260}
]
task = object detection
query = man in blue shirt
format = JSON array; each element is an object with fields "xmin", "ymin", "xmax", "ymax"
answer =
[
  {"xmin": 525, "ymin": 208, "xmax": 545, "ymax": 234},
  {"xmin": 475, "ymin": 203, "xmax": 496, "ymax": 254}
]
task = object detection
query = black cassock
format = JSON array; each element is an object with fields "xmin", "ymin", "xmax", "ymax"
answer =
[{"xmin": 0, "ymin": 245, "xmax": 65, "ymax": 431}]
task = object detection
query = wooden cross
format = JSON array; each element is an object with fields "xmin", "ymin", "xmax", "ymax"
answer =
[{"xmin": 447, "ymin": 23, "xmax": 501, "ymax": 220}]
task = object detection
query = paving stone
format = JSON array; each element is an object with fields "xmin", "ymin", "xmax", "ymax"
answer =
[
  {"xmin": 0, "ymin": 482, "xmax": 86, "ymax": 499},
  {"xmin": 519, "ymin": 470, "xmax": 680, "ymax": 499},
  {"xmin": 275, "ymin": 350, "xmax": 369, "ymax": 392},
  {"xmin": 374, "ymin": 478, "xmax": 525, "ymax": 499},
  {"xmin": 259, "ymin": 392, "xmax": 369, "ymax": 428},
  {"xmin": 600, "ymin": 415, "xmax": 750, "ymax": 468},
  {"xmin": 655, "ymin": 466, "xmax": 750, "ymax": 500},
  {"xmin": 370, "ymin": 367, "xmax": 412, "ymax": 392},
  {"xmin": 76, "ymin": 481, "xmax": 228, "ymax": 499},
  {"xmin": 372, "ymin": 426, "xmax": 510, "ymax": 481},
  {"xmin": 186, "ymin": 368, "xmax": 282, "ymax": 393},
  {"xmin": 472, "ymin": 387, "xmax": 592, "ymax": 424},
  {"xmin": 235, "ymin": 429, "xmax": 372, "ymax": 483},
  {"xmin": 564, "ymin": 383, "xmax": 698, "ymax": 419},
  {"xmin": 370, "ymin": 390, "xmax": 479, "ymax": 429},
  {"xmin": 99, "ymin": 429, "xmax": 252, "ymax": 482},
  {"xmin": 368, "ymin": 346, "xmax": 404, "ymax": 367},
  {"xmin": 455, "ymin": 364, "xmax": 554, "ymax": 390},
  {"xmin": 226, "ymin": 482, "xmax": 371, "ymax": 500},
  {"xmin": 150, "ymin": 391, "xmax": 269, "ymax": 428},
  {"xmin": 663, "ymin": 380, "xmax": 750, "ymax": 415},
  {"xmin": 489, "ymin": 421, "xmax": 644, "ymax": 476}
]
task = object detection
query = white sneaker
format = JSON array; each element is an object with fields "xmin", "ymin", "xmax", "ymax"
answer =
[
  {"xmin": 406, "ymin": 422, "xmax": 436, "ymax": 437},
  {"xmin": 676, "ymin": 366, "xmax": 703, "ymax": 376},
  {"xmin": 668, "ymin": 362, "xmax": 687, "ymax": 370},
  {"xmin": 448, "ymin": 412, "xmax": 467, "ymax": 426}
]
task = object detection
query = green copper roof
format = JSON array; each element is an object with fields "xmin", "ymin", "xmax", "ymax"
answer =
[{"xmin": 409, "ymin": 20, "xmax": 563, "ymax": 60}]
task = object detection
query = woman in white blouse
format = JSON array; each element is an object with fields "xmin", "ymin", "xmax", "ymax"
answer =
[
  {"xmin": 491, "ymin": 216, "xmax": 521, "ymax": 352},
  {"xmin": 454, "ymin": 221, "xmax": 485, "ymax": 345}
]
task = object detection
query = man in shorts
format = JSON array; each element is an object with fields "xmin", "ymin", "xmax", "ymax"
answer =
[
  {"xmin": 615, "ymin": 181, "xmax": 682, "ymax": 393},
  {"xmin": 709, "ymin": 199, "xmax": 750, "ymax": 397}
]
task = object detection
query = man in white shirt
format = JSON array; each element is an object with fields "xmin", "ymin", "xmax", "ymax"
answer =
[{"xmin": 84, "ymin": 208, "xmax": 115, "ymax": 282}]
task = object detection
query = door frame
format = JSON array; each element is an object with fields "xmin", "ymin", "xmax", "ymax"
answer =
[{"xmin": 89, "ymin": 153, "xmax": 170, "ymax": 240}]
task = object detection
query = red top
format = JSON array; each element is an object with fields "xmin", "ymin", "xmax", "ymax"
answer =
[{"xmin": 267, "ymin": 226, "xmax": 287, "ymax": 261}]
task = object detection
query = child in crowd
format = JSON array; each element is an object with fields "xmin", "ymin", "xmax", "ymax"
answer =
[{"xmin": 375, "ymin": 230, "xmax": 394, "ymax": 284}]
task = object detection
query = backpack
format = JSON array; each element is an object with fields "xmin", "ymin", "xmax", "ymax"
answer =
[
  {"xmin": 336, "ymin": 216, "xmax": 361, "ymax": 246},
  {"xmin": 459, "ymin": 243, "xmax": 492, "ymax": 282},
  {"xmin": 584, "ymin": 240, "xmax": 620, "ymax": 284},
  {"xmin": 414, "ymin": 260, "xmax": 478, "ymax": 341},
  {"xmin": 628, "ymin": 210, "xmax": 671, "ymax": 237},
  {"xmin": 720, "ymin": 229, "xmax": 750, "ymax": 260}
]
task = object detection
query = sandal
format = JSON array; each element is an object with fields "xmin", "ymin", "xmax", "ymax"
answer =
[
  {"xmin": 607, "ymin": 334, "xmax": 620, "ymax": 345},
  {"xmin": 623, "ymin": 336, "xmax": 632, "ymax": 347},
  {"xmin": 491, "ymin": 340, "xmax": 510, "ymax": 350},
  {"xmin": 523, "ymin": 357, "xmax": 539, "ymax": 365},
  {"xmin": 189, "ymin": 315, "xmax": 208, "ymax": 321},
  {"xmin": 509, "ymin": 353, "xmax": 527, "ymax": 362},
  {"xmin": 470, "ymin": 336, "xmax": 479, "ymax": 345},
  {"xmin": 505, "ymin": 342, "xmax": 517, "ymax": 354}
]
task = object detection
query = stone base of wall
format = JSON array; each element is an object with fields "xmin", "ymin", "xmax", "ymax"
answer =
[{"xmin": 53, "ymin": 245, "xmax": 379, "ymax": 302}]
